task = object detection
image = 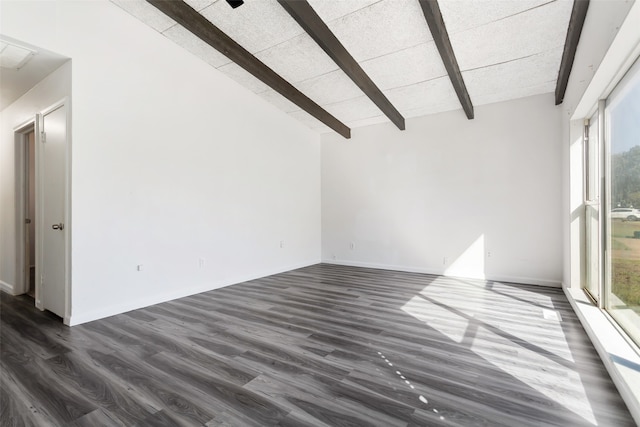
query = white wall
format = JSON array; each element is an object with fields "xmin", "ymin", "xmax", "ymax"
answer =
[
  {"xmin": 322, "ymin": 93, "xmax": 562, "ymax": 286},
  {"xmin": 0, "ymin": 61, "xmax": 71, "ymax": 294},
  {"xmin": 0, "ymin": 0, "xmax": 321, "ymax": 324}
]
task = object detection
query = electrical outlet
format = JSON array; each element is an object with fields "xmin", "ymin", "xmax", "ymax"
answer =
[
  {"xmin": 487, "ymin": 251, "xmax": 491, "ymax": 258},
  {"xmin": 349, "ymin": 242, "xmax": 355, "ymax": 250},
  {"xmin": 198, "ymin": 258, "xmax": 205, "ymax": 268},
  {"xmin": 280, "ymin": 240, "xmax": 285, "ymax": 249}
]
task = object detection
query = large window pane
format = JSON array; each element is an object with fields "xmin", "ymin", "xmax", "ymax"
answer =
[{"xmin": 605, "ymin": 58, "xmax": 640, "ymax": 346}]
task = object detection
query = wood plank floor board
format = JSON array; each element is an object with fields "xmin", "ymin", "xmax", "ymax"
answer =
[
  {"xmin": 123, "ymin": 310, "xmax": 158, "ymax": 323},
  {"xmin": 1, "ymin": 264, "xmax": 635, "ymax": 426},
  {"xmin": 340, "ymin": 370, "xmax": 516, "ymax": 427},
  {"xmin": 66, "ymin": 408, "xmax": 125, "ymax": 427},
  {"xmin": 272, "ymin": 291, "xmax": 573, "ymax": 350},
  {"xmin": 43, "ymin": 351, "xmax": 158, "ymax": 425},
  {"xmin": 236, "ymin": 345, "xmax": 350, "ymax": 382},
  {"xmin": 185, "ymin": 291, "xmax": 281, "ymax": 312},
  {"xmin": 1, "ymin": 347, "xmax": 97, "ymax": 423},
  {"xmin": 246, "ymin": 372, "xmax": 336, "ymax": 406},
  {"xmin": 142, "ymin": 352, "xmax": 290, "ymax": 425},
  {"xmin": 0, "ymin": 304, "xmax": 71, "ymax": 361},
  {"xmin": 0, "ymin": 318, "xmax": 56, "ymax": 365},
  {"xmin": 283, "ymin": 394, "xmax": 396, "ymax": 427},
  {"xmin": 246, "ymin": 373, "xmax": 402, "ymax": 427},
  {"xmin": 0, "ymin": 371, "xmax": 40, "ymax": 427},
  {"xmin": 143, "ymin": 305, "xmax": 213, "ymax": 327},
  {"xmin": 133, "ymin": 409, "xmax": 191, "ymax": 427},
  {"xmin": 323, "ymin": 344, "xmax": 572, "ymax": 405},
  {"xmin": 185, "ymin": 334, "xmax": 250, "ymax": 359},
  {"xmin": 363, "ymin": 357, "xmax": 582, "ymax": 426},
  {"xmin": 277, "ymin": 408, "xmax": 335, "ymax": 427},
  {"xmin": 197, "ymin": 305, "xmax": 314, "ymax": 338},
  {"xmin": 374, "ymin": 327, "xmax": 577, "ymax": 374},
  {"xmin": 141, "ymin": 319, "xmax": 252, "ymax": 358},
  {"xmin": 85, "ymin": 349, "xmax": 217, "ymax": 425},
  {"xmin": 105, "ymin": 317, "xmax": 262, "ymax": 387},
  {"xmin": 329, "ymin": 379, "xmax": 419, "ymax": 424},
  {"xmin": 1, "ymin": 309, "xmax": 115, "ymax": 357},
  {"xmin": 408, "ymin": 407, "xmax": 500, "ymax": 427}
]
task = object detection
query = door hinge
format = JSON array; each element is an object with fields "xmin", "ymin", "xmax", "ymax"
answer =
[{"xmin": 41, "ymin": 131, "xmax": 46, "ymax": 143}]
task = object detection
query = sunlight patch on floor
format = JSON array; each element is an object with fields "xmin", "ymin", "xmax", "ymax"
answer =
[
  {"xmin": 402, "ymin": 295, "xmax": 468, "ymax": 343},
  {"xmin": 469, "ymin": 326, "xmax": 596, "ymax": 425},
  {"xmin": 401, "ymin": 283, "xmax": 597, "ymax": 425}
]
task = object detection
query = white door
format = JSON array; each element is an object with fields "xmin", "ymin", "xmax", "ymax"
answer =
[{"xmin": 40, "ymin": 104, "xmax": 67, "ymax": 318}]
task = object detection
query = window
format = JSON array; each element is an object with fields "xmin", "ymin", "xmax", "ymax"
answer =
[
  {"xmin": 604, "ymin": 57, "xmax": 640, "ymax": 346},
  {"xmin": 584, "ymin": 57, "xmax": 640, "ymax": 347}
]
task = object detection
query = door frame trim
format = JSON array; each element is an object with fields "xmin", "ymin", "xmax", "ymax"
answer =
[{"xmin": 13, "ymin": 118, "xmax": 37, "ymax": 301}]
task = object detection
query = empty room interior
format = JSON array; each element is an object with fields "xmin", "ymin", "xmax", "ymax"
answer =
[{"xmin": 1, "ymin": 0, "xmax": 640, "ymax": 425}]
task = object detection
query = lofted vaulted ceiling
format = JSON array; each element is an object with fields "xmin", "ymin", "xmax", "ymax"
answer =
[{"xmin": 111, "ymin": 0, "xmax": 587, "ymax": 138}]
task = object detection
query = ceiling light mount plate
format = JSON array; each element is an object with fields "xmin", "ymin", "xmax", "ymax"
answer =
[{"xmin": 226, "ymin": 0, "xmax": 244, "ymax": 9}]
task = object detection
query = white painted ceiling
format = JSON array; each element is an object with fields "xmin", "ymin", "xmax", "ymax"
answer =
[
  {"xmin": 0, "ymin": 35, "xmax": 70, "ymax": 111},
  {"xmin": 111, "ymin": 0, "xmax": 574, "ymax": 134}
]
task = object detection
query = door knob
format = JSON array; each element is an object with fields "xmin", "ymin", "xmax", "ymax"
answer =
[{"xmin": 52, "ymin": 223, "xmax": 64, "ymax": 230}]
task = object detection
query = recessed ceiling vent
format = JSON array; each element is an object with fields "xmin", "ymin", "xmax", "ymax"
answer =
[{"xmin": 0, "ymin": 40, "xmax": 36, "ymax": 70}]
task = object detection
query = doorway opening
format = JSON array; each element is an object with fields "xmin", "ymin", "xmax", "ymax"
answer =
[
  {"xmin": 25, "ymin": 128, "xmax": 36, "ymax": 297},
  {"xmin": 14, "ymin": 101, "xmax": 70, "ymax": 322},
  {"xmin": 14, "ymin": 121, "xmax": 40, "ymax": 306}
]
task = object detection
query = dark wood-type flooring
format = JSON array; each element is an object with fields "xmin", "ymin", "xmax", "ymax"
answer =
[{"xmin": 0, "ymin": 264, "xmax": 635, "ymax": 426}]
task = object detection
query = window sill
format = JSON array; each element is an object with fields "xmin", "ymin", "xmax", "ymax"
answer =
[{"xmin": 564, "ymin": 286, "xmax": 640, "ymax": 425}]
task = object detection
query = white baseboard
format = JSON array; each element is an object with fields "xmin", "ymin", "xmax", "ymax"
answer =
[
  {"xmin": 564, "ymin": 286, "xmax": 640, "ymax": 426},
  {"xmin": 321, "ymin": 259, "xmax": 561, "ymax": 288},
  {"xmin": 0, "ymin": 280, "xmax": 15, "ymax": 295},
  {"xmin": 482, "ymin": 273, "xmax": 561, "ymax": 288},
  {"xmin": 0, "ymin": 280, "xmax": 23, "ymax": 295},
  {"xmin": 68, "ymin": 259, "xmax": 319, "ymax": 326}
]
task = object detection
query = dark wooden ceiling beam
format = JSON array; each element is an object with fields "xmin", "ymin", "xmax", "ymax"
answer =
[
  {"xmin": 418, "ymin": 0, "xmax": 474, "ymax": 120},
  {"xmin": 555, "ymin": 0, "xmax": 590, "ymax": 105},
  {"xmin": 278, "ymin": 0, "xmax": 406, "ymax": 131},
  {"xmin": 147, "ymin": 0, "xmax": 351, "ymax": 138}
]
